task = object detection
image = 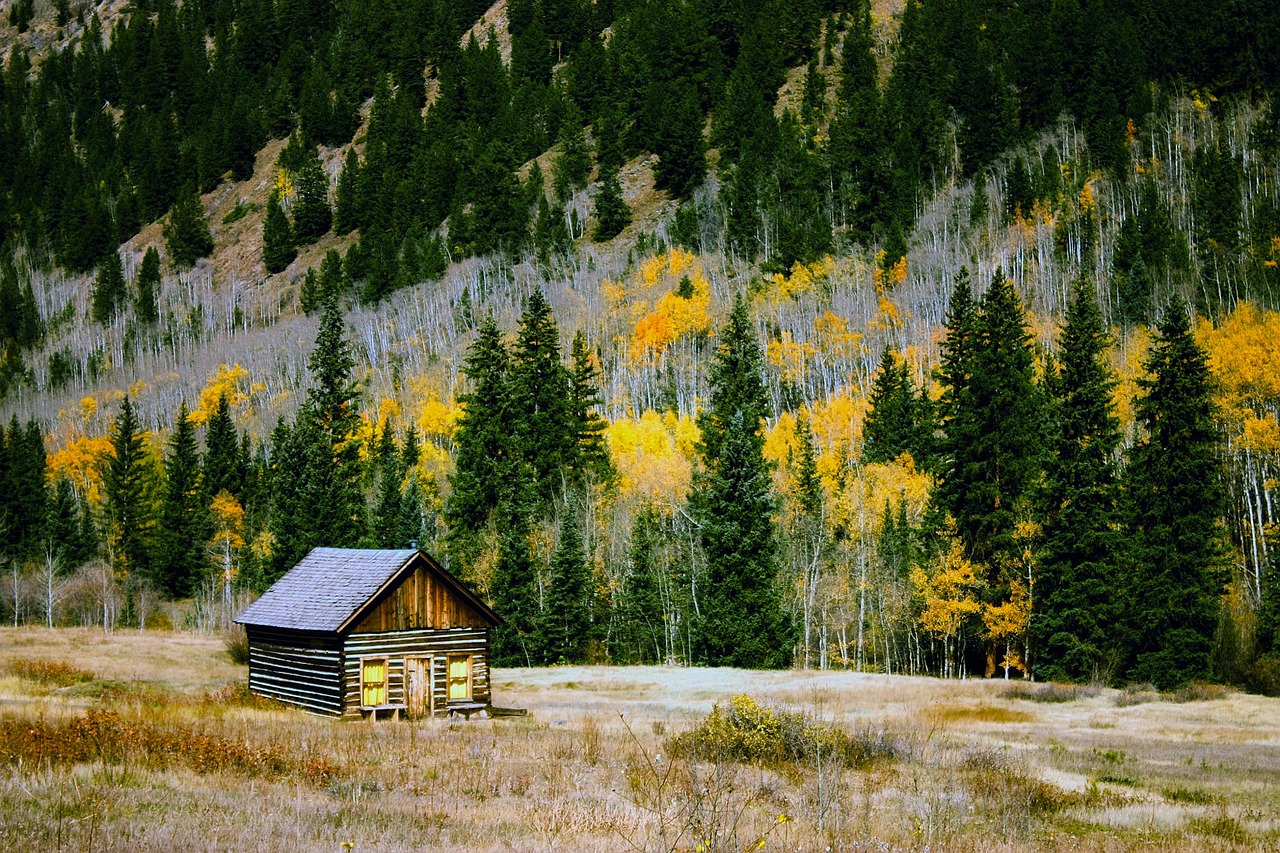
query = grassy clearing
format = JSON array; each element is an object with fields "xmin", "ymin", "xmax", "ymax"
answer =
[{"xmin": 1, "ymin": 628, "xmax": 1278, "ymax": 851}]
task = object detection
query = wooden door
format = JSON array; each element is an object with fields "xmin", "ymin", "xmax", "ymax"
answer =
[{"xmin": 405, "ymin": 656, "xmax": 434, "ymax": 717}]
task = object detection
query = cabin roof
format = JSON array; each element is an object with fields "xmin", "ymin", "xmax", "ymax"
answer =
[{"xmin": 235, "ymin": 547, "xmax": 501, "ymax": 633}]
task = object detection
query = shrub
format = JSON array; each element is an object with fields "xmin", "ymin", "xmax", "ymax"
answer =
[
  {"xmin": 6, "ymin": 660, "xmax": 94, "ymax": 687},
  {"xmin": 666, "ymin": 694, "xmax": 896, "ymax": 769},
  {"xmin": 224, "ymin": 625, "xmax": 250, "ymax": 665},
  {"xmin": 1007, "ymin": 682, "xmax": 1100, "ymax": 703},
  {"xmin": 1245, "ymin": 653, "xmax": 1280, "ymax": 696}
]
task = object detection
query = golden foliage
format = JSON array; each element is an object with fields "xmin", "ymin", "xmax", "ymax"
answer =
[
  {"xmin": 912, "ymin": 537, "xmax": 984, "ymax": 641},
  {"xmin": 191, "ymin": 364, "xmax": 253, "ymax": 425},
  {"xmin": 47, "ymin": 433, "xmax": 114, "ymax": 507},
  {"xmin": 606, "ymin": 409, "xmax": 698, "ymax": 508},
  {"xmin": 630, "ymin": 263, "xmax": 712, "ymax": 362}
]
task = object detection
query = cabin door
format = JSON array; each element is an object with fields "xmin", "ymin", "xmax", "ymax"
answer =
[{"xmin": 405, "ymin": 656, "xmax": 434, "ymax": 718}]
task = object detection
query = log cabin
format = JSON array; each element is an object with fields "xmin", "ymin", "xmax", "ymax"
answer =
[{"xmin": 235, "ymin": 547, "xmax": 503, "ymax": 719}]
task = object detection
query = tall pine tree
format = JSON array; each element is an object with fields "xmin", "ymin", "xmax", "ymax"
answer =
[
  {"xmin": 1034, "ymin": 280, "xmax": 1123, "ymax": 683},
  {"xmin": 693, "ymin": 293, "xmax": 793, "ymax": 668},
  {"xmin": 1122, "ymin": 302, "xmax": 1227, "ymax": 688},
  {"xmin": 154, "ymin": 402, "xmax": 209, "ymax": 599}
]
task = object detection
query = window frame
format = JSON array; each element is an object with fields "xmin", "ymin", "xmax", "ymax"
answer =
[
  {"xmin": 446, "ymin": 654, "xmax": 473, "ymax": 702},
  {"xmin": 360, "ymin": 656, "xmax": 389, "ymax": 708}
]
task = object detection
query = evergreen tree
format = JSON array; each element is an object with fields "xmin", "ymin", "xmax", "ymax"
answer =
[
  {"xmin": 1122, "ymin": 302, "xmax": 1227, "ymax": 688},
  {"xmin": 509, "ymin": 290, "xmax": 573, "ymax": 505},
  {"xmin": 163, "ymin": 185, "xmax": 214, "ymax": 268},
  {"xmin": 567, "ymin": 330, "xmax": 611, "ymax": 483},
  {"xmin": 154, "ymin": 402, "xmax": 208, "ymax": 599},
  {"xmin": 301, "ymin": 292, "xmax": 366, "ymax": 547},
  {"xmin": 334, "ymin": 146, "xmax": 362, "ymax": 234},
  {"xmin": 652, "ymin": 81, "xmax": 707, "ymax": 200},
  {"xmin": 592, "ymin": 165, "xmax": 630, "ymax": 242},
  {"xmin": 863, "ymin": 346, "xmax": 919, "ymax": 463},
  {"xmin": 538, "ymin": 497, "xmax": 592, "ymax": 664},
  {"xmin": 1034, "ymin": 280, "xmax": 1124, "ymax": 684},
  {"xmin": 262, "ymin": 190, "xmax": 296, "ymax": 273},
  {"xmin": 135, "ymin": 246, "xmax": 161, "ymax": 325},
  {"xmin": 693, "ymin": 293, "xmax": 793, "ymax": 668},
  {"xmin": 489, "ymin": 485, "xmax": 539, "ymax": 666},
  {"xmin": 292, "ymin": 148, "xmax": 333, "ymax": 244},
  {"xmin": 203, "ymin": 391, "xmax": 243, "ymax": 500},
  {"xmin": 552, "ymin": 104, "xmax": 592, "ymax": 202},
  {"xmin": 92, "ymin": 252, "xmax": 128, "ymax": 324},
  {"xmin": 101, "ymin": 396, "xmax": 155, "ymax": 587},
  {"xmin": 372, "ymin": 446, "xmax": 405, "ymax": 548},
  {"xmin": 444, "ymin": 316, "xmax": 513, "ymax": 575}
]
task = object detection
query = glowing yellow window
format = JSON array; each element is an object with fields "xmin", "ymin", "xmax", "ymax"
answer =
[
  {"xmin": 361, "ymin": 658, "xmax": 387, "ymax": 707},
  {"xmin": 447, "ymin": 655, "xmax": 472, "ymax": 701}
]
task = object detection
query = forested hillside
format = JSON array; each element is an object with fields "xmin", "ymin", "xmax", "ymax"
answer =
[{"xmin": 2, "ymin": 0, "xmax": 1280, "ymax": 690}]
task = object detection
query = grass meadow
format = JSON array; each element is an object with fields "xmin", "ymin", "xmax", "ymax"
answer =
[{"xmin": 0, "ymin": 627, "xmax": 1277, "ymax": 851}]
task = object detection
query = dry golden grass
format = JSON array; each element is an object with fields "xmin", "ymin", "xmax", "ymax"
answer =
[{"xmin": 1, "ymin": 627, "xmax": 1278, "ymax": 851}]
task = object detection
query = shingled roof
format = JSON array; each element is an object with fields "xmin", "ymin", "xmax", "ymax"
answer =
[{"xmin": 236, "ymin": 548, "xmax": 500, "ymax": 633}]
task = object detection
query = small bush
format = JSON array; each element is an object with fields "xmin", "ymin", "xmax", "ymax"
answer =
[
  {"xmin": 224, "ymin": 626, "xmax": 250, "ymax": 665},
  {"xmin": 1008, "ymin": 682, "xmax": 1100, "ymax": 703},
  {"xmin": 1167, "ymin": 682, "xmax": 1231, "ymax": 703},
  {"xmin": 6, "ymin": 660, "xmax": 94, "ymax": 687},
  {"xmin": 667, "ymin": 694, "xmax": 896, "ymax": 769},
  {"xmin": 1115, "ymin": 683, "xmax": 1160, "ymax": 707},
  {"xmin": 1245, "ymin": 654, "xmax": 1280, "ymax": 696},
  {"xmin": 961, "ymin": 750, "xmax": 1077, "ymax": 816}
]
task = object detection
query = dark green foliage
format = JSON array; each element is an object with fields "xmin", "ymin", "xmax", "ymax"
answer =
[
  {"xmin": 553, "ymin": 104, "xmax": 592, "ymax": 202},
  {"xmin": 490, "ymin": 493, "xmax": 540, "ymax": 666},
  {"xmin": 291, "ymin": 149, "xmax": 333, "ymax": 245},
  {"xmin": 568, "ymin": 330, "xmax": 611, "ymax": 484},
  {"xmin": 203, "ymin": 392, "xmax": 243, "ymax": 501},
  {"xmin": 1122, "ymin": 303, "xmax": 1227, "ymax": 689},
  {"xmin": 262, "ymin": 191, "xmax": 296, "ymax": 274},
  {"xmin": 154, "ymin": 403, "xmax": 209, "ymax": 599},
  {"xmin": 163, "ymin": 186, "xmax": 215, "ymax": 269},
  {"xmin": 444, "ymin": 316, "xmax": 513, "ymax": 575},
  {"xmin": 0, "ymin": 418, "xmax": 50, "ymax": 561},
  {"xmin": 936, "ymin": 272, "xmax": 1045, "ymax": 577},
  {"xmin": 135, "ymin": 247, "xmax": 161, "ymax": 325},
  {"xmin": 47, "ymin": 476, "xmax": 95, "ymax": 566},
  {"xmin": 694, "ymin": 293, "xmax": 793, "ymax": 668},
  {"xmin": 102, "ymin": 397, "xmax": 155, "ymax": 584},
  {"xmin": 1034, "ymin": 280, "xmax": 1124, "ymax": 684},
  {"xmin": 1192, "ymin": 142, "xmax": 1243, "ymax": 252},
  {"xmin": 372, "ymin": 442, "xmax": 405, "ymax": 549},
  {"xmin": 509, "ymin": 291, "xmax": 574, "ymax": 504},
  {"xmin": 334, "ymin": 147, "xmax": 362, "ymax": 235},
  {"xmin": 863, "ymin": 346, "xmax": 928, "ymax": 464},
  {"xmin": 538, "ymin": 498, "xmax": 592, "ymax": 664},
  {"xmin": 652, "ymin": 81, "xmax": 707, "ymax": 201},
  {"xmin": 592, "ymin": 165, "xmax": 630, "ymax": 242},
  {"xmin": 92, "ymin": 253, "xmax": 128, "ymax": 325}
]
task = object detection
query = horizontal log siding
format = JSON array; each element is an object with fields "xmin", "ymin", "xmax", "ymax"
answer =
[
  {"xmin": 245, "ymin": 626, "xmax": 344, "ymax": 716},
  {"xmin": 341, "ymin": 627, "xmax": 491, "ymax": 718}
]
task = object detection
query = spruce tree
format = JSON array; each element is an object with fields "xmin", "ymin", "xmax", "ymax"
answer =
[
  {"xmin": 538, "ymin": 497, "xmax": 592, "ymax": 664},
  {"xmin": 102, "ymin": 396, "xmax": 155, "ymax": 586},
  {"xmin": 510, "ymin": 290, "xmax": 573, "ymax": 506},
  {"xmin": 567, "ymin": 330, "xmax": 611, "ymax": 483},
  {"xmin": 135, "ymin": 246, "xmax": 161, "ymax": 325},
  {"xmin": 372, "ymin": 447, "xmax": 405, "ymax": 548},
  {"xmin": 334, "ymin": 146, "xmax": 362, "ymax": 235},
  {"xmin": 203, "ymin": 391, "xmax": 243, "ymax": 500},
  {"xmin": 552, "ymin": 104, "xmax": 592, "ymax": 202},
  {"xmin": 292, "ymin": 148, "xmax": 333, "ymax": 245},
  {"xmin": 444, "ymin": 316, "xmax": 513, "ymax": 575},
  {"xmin": 489, "ymin": 483, "xmax": 539, "ymax": 666},
  {"xmin": 616, "ymin": 506, "xmax": 664, "ymax": 664},
  {"xmin": 301, "ymin": 292, "xmax": 366, "ymax": 548},
  {"xmin": 1034, "ymin": 280, "xmax": 1124, "ymax": 683},
  {"xmin": 1122, "ymin": 302, "xmax": 1227, "ymax": 688},
  {"xmin": 592, "ymin": 165, "xmax": 630, "ymax": 242},
  {"xmin": 92, "ymin": 253, "xmax": 128, "ymax": 324},
  {"xmin": 262, "ymin": 190, "xmax": 296, "ymax": 273},
  {"xmin": 154, "ymin": 402, "xmax": 209, "ymax": 599},
  {"xmin": 863, "ymin": 346, "xmax": 918, "ymax": 463},
  {"xmin": 163, "ymin": 185, "xmax": 214, "ymax": 268},
  {"xmin": 693, "ymin": 293, "xmax": 793, "ymax": 668}
]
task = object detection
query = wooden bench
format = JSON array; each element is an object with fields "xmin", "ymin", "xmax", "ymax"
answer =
[
  {"xmin": 364, "ymin": 704, "xmax": 407, "ymax": 721},
  {"xmin": 446, "ymin": 702, "xmax": 489, "ymax": 720}
]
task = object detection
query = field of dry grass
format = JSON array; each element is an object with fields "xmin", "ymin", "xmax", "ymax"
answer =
[{"xmin": 1, "ymin": 627, "xmax": 1278, "ymax": 851}]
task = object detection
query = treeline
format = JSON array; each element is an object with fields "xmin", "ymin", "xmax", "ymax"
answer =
[{"xmin": 6, "ymin": 281, "xmax": 1279, "ymax": 695}]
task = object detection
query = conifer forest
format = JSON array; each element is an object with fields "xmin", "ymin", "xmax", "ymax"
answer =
[{"xmin": 3, "ymin": 0, "xmax": 1280, "ymax": 694}]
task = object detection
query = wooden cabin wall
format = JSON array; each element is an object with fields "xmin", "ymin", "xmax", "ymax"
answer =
[
  {"xmin": 245, "ymin": 627, "xmax": 345, "ymax": 716},
  {"xmin": 341, "ymin": 627, "xmax": 490, "ymax": 718},
  {"xmin": 350, "ymin": 563, "xmax": 489, "ymax": 633}
]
